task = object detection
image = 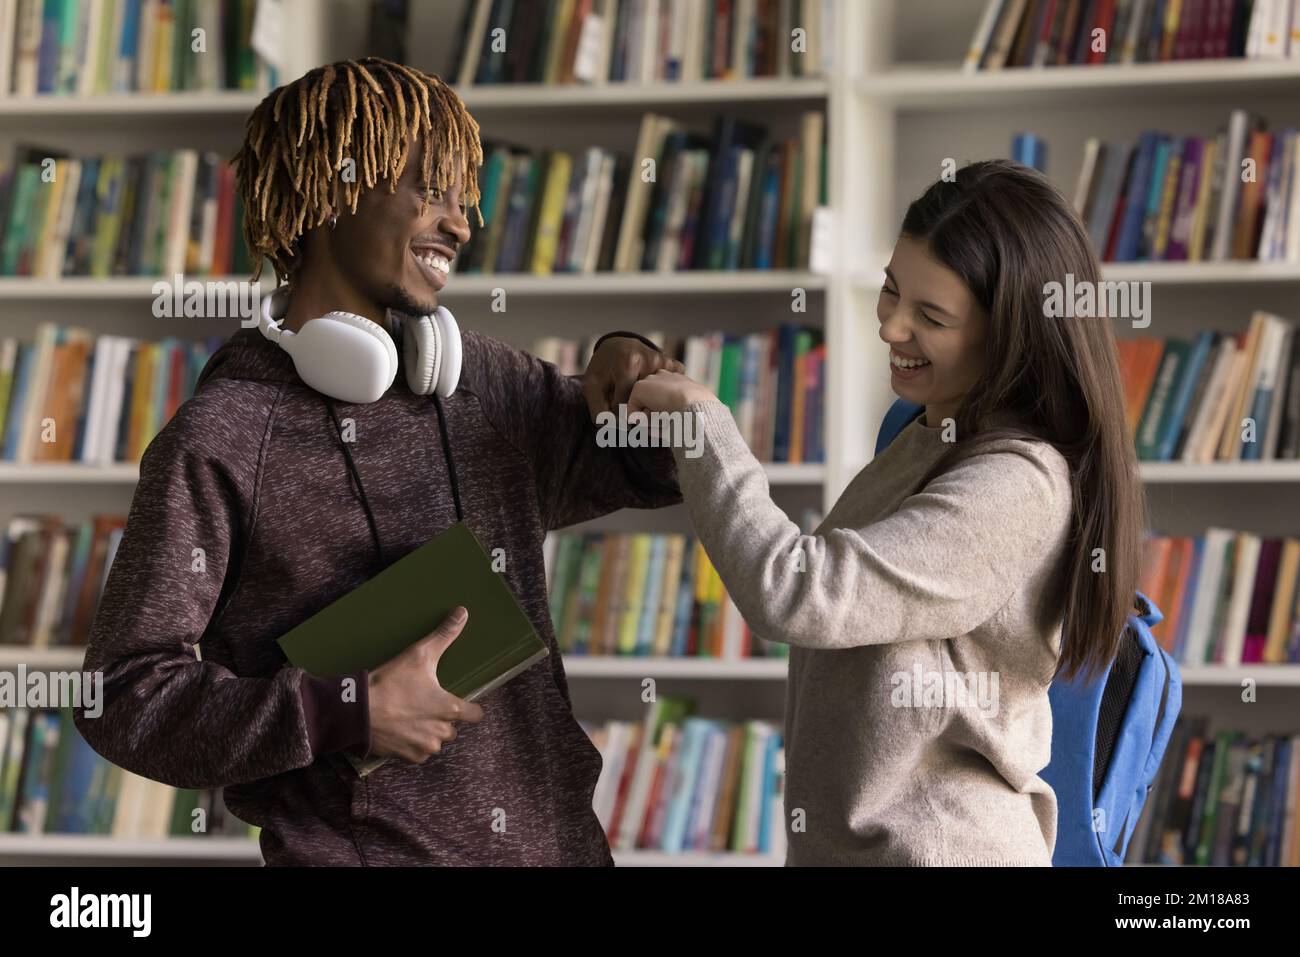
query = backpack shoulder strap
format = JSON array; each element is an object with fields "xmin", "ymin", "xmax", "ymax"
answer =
[{"xmin": 874, "ymin": 399, "xmax": 926, "ymax": 455}]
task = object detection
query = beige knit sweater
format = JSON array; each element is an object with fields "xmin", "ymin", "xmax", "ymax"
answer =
[{"xmin": 671, "ymin": 400, "xmax": 1075, "ymax": 866}]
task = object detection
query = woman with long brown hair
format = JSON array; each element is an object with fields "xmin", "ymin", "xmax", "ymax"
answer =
[{"xmin": 629, "ymin": 159, "xmax": 1147, "ymax": 865}]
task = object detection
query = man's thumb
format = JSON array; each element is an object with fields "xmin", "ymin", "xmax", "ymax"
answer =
[{"xmin": 424, "ymin": 606, "xmax": 469, "ymax": 659}]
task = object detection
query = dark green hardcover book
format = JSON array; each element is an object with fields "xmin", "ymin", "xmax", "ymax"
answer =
[{"xmin": 277, "ymin": 522, "xmax": 548, "ymax": 776}]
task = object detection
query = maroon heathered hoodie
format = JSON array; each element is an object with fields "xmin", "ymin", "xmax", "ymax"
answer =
[{"xmin": 73, "ymin": 321, "xmax": 680, "ymax": 865}]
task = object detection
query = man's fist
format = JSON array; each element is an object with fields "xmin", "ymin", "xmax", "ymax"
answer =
[{"xmin": 582, "ymin": 335, "xmax": 684, "ymax": 421}]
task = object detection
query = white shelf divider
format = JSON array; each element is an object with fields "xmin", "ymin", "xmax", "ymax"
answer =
[
  {"xmin": 0, "ymin": 461, "xmax": 822, "ymax": 486},
  {"xmin": 861, "ymin": 58, "xmax": 1300, "ymax": 108},
  {"xmin": 0, "ymin": 271, "xmax": 827, "ymax": 300},
  {"xmin": 612, "ymin": 849, "xmax": 782, "ymax": 866},
  {"xmin": 564, "ymin": 657, "xmax": 788, "ymax": 679},
  {"xmin": 851, "ymin": 262, "xmax": 1300, "ymax": 292},
  {"xmin": 7, "ymin": 646, "xmax": 1298, "ymax": 687},
  {"xmin": 0, "ymin": 834, "xmax": 262, "ymax": 861}
]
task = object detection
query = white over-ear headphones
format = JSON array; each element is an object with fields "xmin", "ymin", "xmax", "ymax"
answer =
[{"xmin": 258, "ymin": 283, "xmax": 461, "ymax": 404}]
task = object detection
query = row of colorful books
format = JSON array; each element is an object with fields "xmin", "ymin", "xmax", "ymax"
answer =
[
  {"xmin": 535, "ymin": 324, "xmax": 826, "ymax": 463},
  {"xmin": 546, "ymin": 532, "xmax": 786, "ymax": 660},
  {"xmin": 0, "ymin": 0, "xmax": 277, "ymax": 97},
  {"xmin": 0, "ymin": 326, "xmax": 225, "ymax": 464},
  {"xmin": 0, "ymin": 145, "xmax": 253, "ymax": 278},
  {"xmin": 1074, "ymin": 111, "xmax": 1300, "ymax": 264},
  {"xmin": 585, "ymin": 697, "xmax": 785, "ymax": 855},
  {"xmin": 1141, "ymin": 530, "xmax": 1300, "ymax": 665},
  {"xmin": 1130, "ymin": 717, "xmax": 1300, "ymax": 866},
  {"xmin": 0, "ymin": 515, "xmax": 124, "ymax": 649},
  {"xmin": 459, "ymin": 111, "xmax": 826, "ymax": 275},
  {"xmin": 0, "ymin": 708, "xmax": 255, "ymax": 839},
  {"xmin": 1119, "ymin": 315, "xmax": 1300, "ymax": 462},
  {"xmin": 450, "ymin": 0, "xmax": 835, "ymax": 87},
  {"xmin": 967, "ymin": 0, "xmax": 1300, "ymax": 71}
]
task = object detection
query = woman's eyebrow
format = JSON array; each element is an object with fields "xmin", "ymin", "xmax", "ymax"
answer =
[{"xmin": 882, "ymin": 267, "xmax": 961, "ymax": 320}]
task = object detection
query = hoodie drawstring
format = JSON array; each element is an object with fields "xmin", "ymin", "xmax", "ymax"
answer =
[{"xmin": 325, "ymin": 394, "xmax": 464, "ymax": 570}]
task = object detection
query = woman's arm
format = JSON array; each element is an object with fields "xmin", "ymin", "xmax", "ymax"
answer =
[{"xmin": 630, "ymin": 374, "xmax": 1069, "ymax": 650}]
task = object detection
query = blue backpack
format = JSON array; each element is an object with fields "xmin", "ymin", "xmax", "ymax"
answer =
[{"xmin": 874, "ymin": 398, "xmax": 1182, "ymax": 866}]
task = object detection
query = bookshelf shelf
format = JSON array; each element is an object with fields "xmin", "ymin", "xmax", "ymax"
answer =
[
  {"xmin": 0, "ymin": 91, "xmax": 267, "ymax": 118},
  {"xmin": 762, "ymin": 463, "xmax": 826, "ymax": 484},
  {"xmin": 0, "ymin": 272, "xmax": 828, "ymax": 300},
  {"xmin": 8, "ymin": 646, "xmax": 1297, "ymax": 686},
  {"xmin": 1178, "ymin": 665, "xmax": 1300, "ymax": 686},
  {"xmin": 1139, "ymin": 462, "xmax": 1300, "ymax": 482},
  {"xmin": 564, "ymin": 657, "xmax": 788, "ymax": 679},
  {"xmin": 1101, "ymin": 262, "xmax": 1300, "ymax": 285},
  {"xmin": 457, "ymin": 78, "xmax": 829, "ymax": 110},
  {"xmin": 0, "ymin": 80, "xmax": 828, "ymax": 120},
  {"xmin": 0, "ymin": 464, "xmax": 142, "ymax": 483},
  {"xmin": 851, "ymin": 262, "xmax": 1300, "ymax": 291},
  {"xmin": 862, "ymin": 59, "xmax": 1300, "ymax": 109},
  {"xmin": 0, "ymin": 647, "xmax": 86, "ymax": 668},
  {"xmin": 612, "ymin": 849, "xmax": 783, "ymax": 866},
  {"xmin": 0, "ymin": 462, "xmax": 820, "ymax": 486},
  {"xmin": 0, "ymin": 836, "xmax": 785, "ymax": 867},
  {"xmin": 0, "ymin": 834, "xmax": 262, "ymax": 862}
]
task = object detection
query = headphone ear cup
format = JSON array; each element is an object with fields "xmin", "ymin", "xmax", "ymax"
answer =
[
  {"xmin": 430, "ymin": 306, "xmax": 461, "ymax": 397},
  {"xmin": 403, "ymin": 314, "xmax": 441, "ymax": 396},
  {"xmin": 280, "ymin": 312, "xmax": 399, "ymax": 404}
]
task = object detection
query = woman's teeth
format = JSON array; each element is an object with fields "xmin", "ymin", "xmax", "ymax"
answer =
[{"xmin": 891, "ymin": 354, "xmax": 931, "ymax": 369}]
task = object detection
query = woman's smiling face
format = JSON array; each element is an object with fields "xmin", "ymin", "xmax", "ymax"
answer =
[{"xmin": 877, "ymin": 235, "xmax": 990, "ymax": 426}]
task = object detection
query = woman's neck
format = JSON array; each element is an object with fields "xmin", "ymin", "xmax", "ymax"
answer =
[{"xmin": 922, "ymin": 403, "xmax": 959, "ymax": 429}]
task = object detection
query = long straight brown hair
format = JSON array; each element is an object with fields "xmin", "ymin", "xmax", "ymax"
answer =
[{"xmin": 900, "ymin": 159, "xmax": 1148, "ymax": 682}]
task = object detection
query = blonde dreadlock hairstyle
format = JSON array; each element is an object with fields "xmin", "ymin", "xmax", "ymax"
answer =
[{"xmin": 231, "ymin": 57, "xmax": 484, "ymax": 282}]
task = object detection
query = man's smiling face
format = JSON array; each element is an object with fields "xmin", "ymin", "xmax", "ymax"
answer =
[{"xmin": 327, "ymin": 133, "xmax": 473, "ymax": 319}]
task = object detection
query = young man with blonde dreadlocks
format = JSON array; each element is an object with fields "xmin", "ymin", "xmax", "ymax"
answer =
[{"xmin": 75, "ymin": 58, "xmax": 683, "ymax": 866}]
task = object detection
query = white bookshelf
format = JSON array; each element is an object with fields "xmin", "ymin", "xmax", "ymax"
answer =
[
  {"xmin": 0, "ymin": 271, "xmax": 827, "ymax": 300},
  {"xmin": 4, "ymin": 0, "xmax": 1300, "ymax": 868},
  {"xmin": 8, "ymin": 646, "xmax": 1299, "ymax": 688},
  {"xmin": 0, "ymin": 834, "xmax": 789, "ymax": 867},
  {"xmin": 852, "ymin": 262, "xmax": 1300, "ymax": 288},
  {"xmin": 0, "ymin": 91, "xmax": 266, "ymax": 117},
  {"xmin": 862, "ymin": 58, "xmax": 1300, "ymax": 107},
  {"xmin": 0, "ymin": 834, "xmax": 262, "ymax": 864}
]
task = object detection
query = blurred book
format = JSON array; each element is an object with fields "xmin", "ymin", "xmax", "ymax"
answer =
[
  {"xmin": 1127, "ymin": 716, "xmax": 1300, "ymax": 867},
  {"xmin": 458, "ymin": 110, "xmax": 826, "ymax": 274},
  {"xmin": 965, "ymin": 0, "xmax": 1300, "ymax": 73},
  {"xmin": 450, "ymin": 0, "xmax": 835, "ymax": 86},
  {"xmin": 582, "ymin": 696, "xmax": 786, "ymax": 857},
  {"xmin": 0, "ymin": 323, "xmax": 227, "ymax": 465},
  {"xmin": 1116, "ymin": 313, "xmax": 1299, "ymax": 463},
  {"xmin": 0, "ymin": 707, "xmax": 257, "ymax": 840},
  {"xmin": 1, "ymin": 0, "xmax": 278, "ymax": 97},
  {"xmin": 1070, "ymin": 112, "xmax": 1300, "ymax": 263}
]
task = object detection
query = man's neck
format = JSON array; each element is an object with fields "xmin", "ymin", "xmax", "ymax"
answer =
[{"xmin": 281, "ymin": 264, "xmax": 389, "ymax": 335}]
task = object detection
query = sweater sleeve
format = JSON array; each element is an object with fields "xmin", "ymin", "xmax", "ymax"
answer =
[
  {"xmin": 466, "ymin": 333, "xmax": 681, "ymax": 530},
  {"xmin": 73, "ymin": 389, "xmax": 369, "ymax": 790},
  {"xmin": 672, "ymin": 399, "xmax": 1068, "ymax": 650}
]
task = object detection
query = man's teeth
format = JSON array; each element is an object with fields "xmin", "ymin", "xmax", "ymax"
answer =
[
  {"xmin": 891, "ymin": 354, "xmax": 931, "ymax": 369},
  {"xmin": 414, "ymin": 250, "xmax": 450, "ymax": 274}
]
